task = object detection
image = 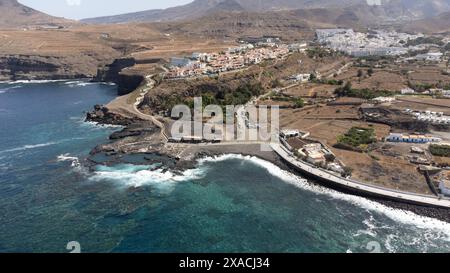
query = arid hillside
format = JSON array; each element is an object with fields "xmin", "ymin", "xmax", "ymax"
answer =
[
  {"xmin": 402, "ymin": 11, "xmax": 450, "ymax": 34},
  {"xmin": 153, "ymin": 8, "xmax": 370, "ymax": 42},
  {"xmin": 82, "ymin": 0, "xmax": 450, "ymax": 24},
  {"xmin": 0, "ymin": 0, "xmax": 72, "ymax": 28}
]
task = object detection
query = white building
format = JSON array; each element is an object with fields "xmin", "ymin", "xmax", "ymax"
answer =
[
  {"xmin": 290, "ymin": 74, "xmax": 311, "ymax": 83},
  {"xmin": 373, "ymin": 97, "xmax": 396, "ymax": 104},
  {"xmin": 410, "ymin": 110, "xmax": 450, "ymax": 125},
  {"xmin": 439, "ymin": 180, "xmax": 450, "ymax": 197},
  {"xmin": 415, "ymin": 52, "xmax": 443, "ymax": 62},
  {"xmin": 316, "ymin": 28, "xmax": 418, "ymax": 57},
  {"xmin": 386, "ymin": 133, "xmax": 442, "ymax": 143},
  {"xmin": 401, "ymin": 88, "xmax": 415, "ymax": 95},
  {"xmin": 281, "ymin": 129, "xmax": 301, "ymax": 138}
]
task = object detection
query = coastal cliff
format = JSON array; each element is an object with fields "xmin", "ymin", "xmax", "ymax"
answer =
[
  {"xmin": 94, "ymin": 58, "xmax": 145, "ymax": 95},
  {"xmin": 0, "ymin": 54, "xmax": 145, "ymax": 96},
  {"xmin": 0, "ymin": 54, "xmax": 92, "ymax": 81}
]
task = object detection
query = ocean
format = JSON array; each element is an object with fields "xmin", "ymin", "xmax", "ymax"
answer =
[{"xmin": 0, "ymin": 81, "xmax": 449, "ymax": 253}]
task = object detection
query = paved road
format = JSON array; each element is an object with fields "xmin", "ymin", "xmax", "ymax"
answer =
[
  {"xmin": 271, "ymin": 143, "xmax": 450, "ymax": 209},
  {"xmin": 106, "ymin": 75, "xmax": 168, "ymax": 141}
]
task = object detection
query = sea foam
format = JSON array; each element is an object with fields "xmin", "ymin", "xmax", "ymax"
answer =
[
  {"xmin": 0, "ymin": 142, "xmax": 58, "ymax": 154},
  {"xmin": 197, "ymin": 154, "xmax": 450, "ymax": 239},
  {"xmin": 88, "ymin": 163, "xmax": 206, "ymax": 193},
  {"xmin": 7, "ymin": 79, "xmax": 67, "ymax": 84},
  {"xmin": 65, "ymin": 81, "xmax": 97, "ymax": 87}
]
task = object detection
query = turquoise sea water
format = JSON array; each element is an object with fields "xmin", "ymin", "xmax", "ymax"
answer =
[{"xmin": 0, "ymin": 81, "xmax": 450, "ymax": 253}]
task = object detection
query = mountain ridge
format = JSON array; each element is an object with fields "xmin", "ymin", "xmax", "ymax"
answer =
[
  {"xmin": 81, "ymin": 0, "xmax": 450, "ymax": 24},
  {"xmin": 0, "ymin": 0, "xmax": 72, "ymax": 28}
]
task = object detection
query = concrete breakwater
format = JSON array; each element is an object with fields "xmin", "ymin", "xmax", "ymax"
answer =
[{"xmin": 271, "ymin": 143, "xmax": 450, "ymax": 209}]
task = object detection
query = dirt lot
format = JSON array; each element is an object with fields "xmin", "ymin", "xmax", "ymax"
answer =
[
  {"xmin": 278, "ymin": 104, "xmax": 435, "ymax": 194},
  {"xmin": 0, "ymin": 23, "xmax": 237, "ymax": 80},
  {"xmin": 283, "ymin": 83, "xmax": 337, "ymax": 98},
  {"xmin": 280, "ymin": 104, "xmax": 361, "ymax": 127},
  {"xmin": 336, "ymin": 68, "xmax": 407, "ymax": 91},
  {"xmin": 393, "ymin": 97, "xmax": 450, "ymax": 115},
  {"xmin": 335, "ymin": 60, "xmax": 450, "ymax": 92},
  {"xmin": 332, "ymin": 145, "xmax": 432, "ymax": 194}
]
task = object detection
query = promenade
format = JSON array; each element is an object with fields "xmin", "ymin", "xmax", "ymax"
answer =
[{"xmin": 271, "ymin": 142, "xmax": 450, "ymax": 209}]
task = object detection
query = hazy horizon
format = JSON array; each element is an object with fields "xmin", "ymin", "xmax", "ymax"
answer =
[{"xmin": 18, "ymin": 0, "xmax": 194, "ymax": 20}]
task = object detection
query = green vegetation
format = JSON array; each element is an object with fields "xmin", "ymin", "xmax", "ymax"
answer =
[
  {"xmin": 266, "ymin": 93, "xmax": 305, "ymax": 108},
  {"xmin": 444, "ymin": 43, "xmax": 450, "ymax": 51},
  {"xmin": 430, "ymin": 144, "xmax": 450, "ymax": 158},
  {"xmin": 306, "ymin": 47, "xmax": 333, "ymax": 58},
  {"xmin": 313, "ymin": 78, "xmax": 343, "ymax": 85},
  {"xmin": 163, "ymin": 82, "xmax": 264, "ymax": 115},
  {"xmin": 406, "ymin": 36, "xmax": 444, "ymax": 47},
  {"xmin": 270, "ymin": 78, "xmax": 283, "ymax": 88},
  {"xmin": 223, "ymin": 82, "xmax": 264, "ymax": 106},
  {"xmin": 342, "ymin": 166, "xmax": 354, "ymax": 178},
  {"xmin": 337, "ymin": 127, "xmax": 376, "ymax": 148},
  {"xmin": 334, "ymin": 82, "xmax": 394, "ymax": 99},
  {"xmin": 407, "ymin": 81, "xmax": 435, "ymax": 92},
  {"xmin": 293, "ymin": 98, "xmax": 305, "ymax": 109},
  {"xmin": 357, "ymin": 69, "xmax": 364, "ymax": 78}
]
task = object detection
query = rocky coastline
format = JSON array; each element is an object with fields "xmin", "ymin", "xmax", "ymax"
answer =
[
  {"xmin": 0, "ymin": 55, "xmax": 144, "ymax": 96},
  {"xmin": 16, "ymin": 54, "xmax": 437, "ymax": 224},
  {"xmin": 84, "ymin": 105, "xmax": 450, "ymax": 223}
]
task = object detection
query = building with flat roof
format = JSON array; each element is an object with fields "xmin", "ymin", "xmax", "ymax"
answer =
[
  {"xmin": 387, "ymin": 133, "xmax": 442, "ymax": 144},
  {"xmin": 439, "ymin": 180, "xmax": 450, "ymax": 197}
]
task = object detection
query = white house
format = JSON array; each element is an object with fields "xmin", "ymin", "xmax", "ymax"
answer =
[
  {"xmin": 401, "ymin": 88, "xmax": 415, "ymax": 95},
  {"xmin": 439, "ymin": 180, "xmax": 450, "ymax": 197},
  {"xmin": 290, "ymin": 74, "xmax": 311, "ymax": 83},
  {"xmin": 281, "ymin": 129, "xmax": 300, "ymax": 138},
  {"xmin": 415, "ymin": 52, "xmax": 443, "ymax": 62},
  {"xmin": 373, "ymin": 97, "xmax": 396, "ymax": 104},
  {"xmin": 386, "ymin": 133, "xmax": 442, "ymax": 144}
]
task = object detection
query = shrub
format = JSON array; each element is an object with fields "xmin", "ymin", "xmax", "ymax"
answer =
[
  {"xmin": 342, "ymin": 166, "xmax": 353, "ymax": 177},
  {"xmin": 337, "ymin": 127, "xmax": 377, "ymax": 148},
  {"xmin": 293, "ymin": 98, "xmax": 305, "ymax": 108},
  {"xmin": 334, "ymin": 84, "xmax": 395, "ymax": 99},
  {"xmin": 430, "ymin": 144, "xmax": 450, "ymax": 157}
]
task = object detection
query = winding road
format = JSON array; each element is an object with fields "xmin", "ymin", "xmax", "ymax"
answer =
[{"xmin": 106, "ymin": 75, "xmax": 168, "ymax": 141}]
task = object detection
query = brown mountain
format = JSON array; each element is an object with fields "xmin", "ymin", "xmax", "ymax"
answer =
[
  {"xmin": 402, "ymin": 11, "xmax": 450, "ymax": 34},
  {"xmin": 81, "ymin": 0, "xmax": 243, "ymax": 24},
  {"xmin": 81, "ymin": 0, "xmax": 450, "ymax": 24},
  {"xmin": 0, "ymin": 0, "xmax": 72, "ymax": 28},
  {"xmin": 153, "ymin": 8, "xmax": 373, "ymax": 41}
]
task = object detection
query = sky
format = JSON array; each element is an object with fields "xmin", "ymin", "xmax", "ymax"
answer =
[{"xmin": 18, "ymin": 0, "xmax": 194, "ymax": 20}]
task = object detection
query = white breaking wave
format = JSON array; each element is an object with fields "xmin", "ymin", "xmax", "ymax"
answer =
[
  {"xmin": 57, "ymin": 153, "xmax": 89, "ymax": 174},
  {"xmin": 101, "ymin": 82, "xmax": 117, "ymax": 86},
  {"xmin": 0, "ymin": 138, "xmax": 88, "ymax": 155},
  {"xmin": 7, "ymin": 79, "xmax": 67, "ymax": 84},
  {"xmin": 197, "ymin": 154, "xmax": 450, "ymax": 239},
  {"xmin": 65, "ymin": 81, "xmax": 97, "ymax": 87},
  {"xmin": 83, "ymin": 120, "xmax": 124, "ymax": 129},
  {"xmin": 57, "ymin": 153, "xmax": 81, "ymax": 167},
  {"xmin": 0, "ymin": 85, "xmax": 23, "ymax": 93},
  {"xmin": 0, "ymin": 142, "xmax": 58, "ymax": 154},
  {"xmin": 88, "ymin": 164, "xmax": 206, "ymax": 193}
]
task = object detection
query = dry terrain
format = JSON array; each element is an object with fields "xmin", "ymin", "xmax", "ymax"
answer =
[
  {"xmin": 0, "ymin": 22, "xmax": 237, "ymax": 80},
  {"xmin": 277, "ymin": 103, "xmax": 438, "ymax": 194}
]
